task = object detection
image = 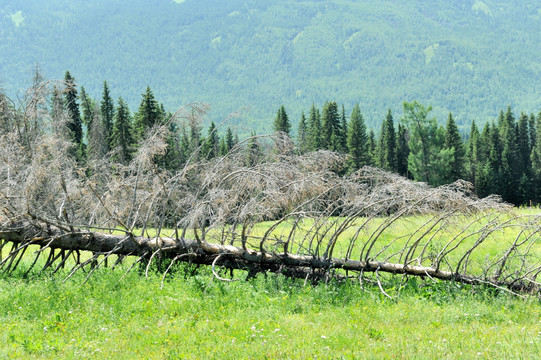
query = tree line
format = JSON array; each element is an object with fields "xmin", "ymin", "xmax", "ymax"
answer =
[
  {"xmin": 50, "ymin": 71, "xmax": 541, "ymax": 206},
  {"xmin": 279, "ymin": 101, "xmax": 541, "ymax": 207}
]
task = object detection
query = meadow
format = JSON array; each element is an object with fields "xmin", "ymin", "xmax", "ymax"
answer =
[{"xmin": 1, "ymin": 210, "xmax": 541, "ymax": 359}]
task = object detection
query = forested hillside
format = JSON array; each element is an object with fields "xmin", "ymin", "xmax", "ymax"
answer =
[{"xmin": 1, "ymin": 0, "xmax": 541, "ymax": 132}]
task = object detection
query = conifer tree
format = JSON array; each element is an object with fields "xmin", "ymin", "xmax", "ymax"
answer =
[
  {"xmin": 100, "ymin": 81, "xmax": 115, "ymax": 151},
  {"xmin": 347, "ymin": 104, "xmax": 368, "ymax": 170},
  {"xmin": 307, "ymin": 104, "xmax": 321, "ymax": 151},
  {"xmin": 396, "ymin": 124, "xmax": 410, "ymax": 178},
  {"xmin": 297, "ymin": 112, "xmax": 308, "ymax": 154},
  {"xmin": 225, "ymin": 127, "xmax": 235, "ymax": 152},
  {"xmin": 530, "ymin": 111, "xmax": 541, "ymax": 203},
  {"xmin": 273, "ymin": 105, "xmax": 291, "ymax": 135},
  {"xmin": 79, "ymin": 86, "xmax": 94, "ymax": 129},
  {"xmin": 444, "ymin": 112, "xmax": 465, "ymax": 181},
  {"xmin": 466, "ymin": 120, "xmax": 480, "ymax": 185},
  {"xmin": 63, "ymin": 71, "xmax": 85, "ymax": 162},
  {"xmin": 158, "ymin": 121, "xmax": 182, "ymax": 171},
  {"xmin": 377, "ymin": 109, "xmax": 397, "ymax": 172},
  {"xmin": 321, "ymin": 101, "xmax": 340, "ymax": 150},
  {"xmin": 203, "ymin": 121, "xmax": 219, "ymax": 159},
  {"xmin": 499, "ymin": 107, "xmax": 519, "ymax": 203},
  {"xmin": 111, "ymin": 97, "xmax": 134, "ymax": 164},
  {"xmin": 339, "ymin": 104, "xmax": 348, "ymax": 153},
  {"xmin": 367, "ymin": 130, "xmax": 377, "ymax": 165},
  {"xmin": 134, "ymin": 86, "xmax": 161, "ymax": 141}
]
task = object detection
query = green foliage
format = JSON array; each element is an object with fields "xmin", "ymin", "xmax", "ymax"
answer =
[
  {"xmin": 63, "ymin": 71, "xmax": 85, "ymax": 163},
  {"xmin": 402, "ymin": 101, "xmax": 452, "ymax": 186},
  {"xmin": 3, "ymin": 0, "xmax": 541, "ymax": 133},
  {"xmin": 377, "ymin": 109, "xmax": 397, "ymax": 172},
  {"xmin": 273, "ymin": 105, "xmax": 291, "ymax": 135},
  {"xmin": 297, "ymin": 112, "xmax": 308, "ymax": 154},
  {"xmin": 347, "ymin": 103, "xmax": 368, "ymax": 171},
  {"xmin": 100, "ymin": 81, "xmax": 114, "ymax": 151},
  {"xmin": 111, "ymin": 97, "xmax": 134, "ymax": 164},
  {"xmin": 444, "ymin": 112, "xmax": 465, "ymax": 182},
  {"xmin": 134, "ymin": 87, "xmax": 162, "ymax": 141}
]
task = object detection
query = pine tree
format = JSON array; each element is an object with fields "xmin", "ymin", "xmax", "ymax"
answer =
[
  {"xmin": 203, "ymin": 121, "xmax": 219, "ymax": 159},
  {"xmin": 158, "ymin": 121, "xmax": 182, "ymax": 171},
  {"xmin": 79, "ymin": 86, "xmax": 94, "ymax": 129},
  {"xmin": 273, "ymin": 105, "xmax": 291, "ymax": 135},
  {"xmin": 339, "ymin": 104, "xmax": 348, "ymax": 153},
  {"xmin": 321, "ymin": 101, "xmax": 340, "ymax": 150},
  {"xmin": 530, "ymin": 111, "xmax": 541, "ymax": 203},
  {"xmin": 297, "ymin": 112, "xmax": 308, "ymax": 154},
  {"xmin": 466, "ymin": 120, "xmax": 480, "ymax": 185},
  {"xmin": 396, "ymin": 124, "xmax": 410, "ymax": 178},
  {"xmin": 134, "ymin": 86, "xmax": 161, "ymax": 141},
  {"xmin": 347, "ymin": 103, "xmax": 368, "ymax": 170},
  {"xmin": 444, "ymin": 112, "xmax": 465, "ymax": 181},
  {"xmin": 63, "ymin": 71, "xmax": 85, "ymax": 162},
  {"xmin": 225, "ymin": 127, "xmax": 235, "ymax": 152},
  {"xmin": 499, "ymin": 106, "xmax": 519, "ymax": 204},
  {"xmin": 377, "ymin": 109, "xmax": 397, "ymax": 172},
  {"xmin": 367, "ymin": 130, "xmax": 377, "ymax": 166},
  {"xmin": 100, "ymin": 81, "xmax": 115, "ymax": 151},
  {"xmin": 307, "ymin": 104, "xmax": 321, "ymax": 151},
  {"xmin": 111, "ymin": 97, "xmax": 134, "ymax": 164}
]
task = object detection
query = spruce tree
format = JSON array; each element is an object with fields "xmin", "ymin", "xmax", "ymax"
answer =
[
  {"xmin": 63, "ymin": 71, "xmax": 85, "ymax": 162},
  {"xmin": 444, "ymin": 112, "xmax": 465, "ymax": 181},
  {"xmin": 530, "ymin": 111, "xmax": 541, "ymax": 203},
  {"xmin": 339, "ymin": 104, "xmax": 348, "ymax": 153},
  {"xmin": 100, "ymin": 81, "xmax": 115, "ymax": 151},
  {"xmin": 203, "ymin": 121, "xmax": 219, "ymax": 159},
  {"xmin": 307, "ymin": 104, "xmax": 321, "ymax": 151},
  {"xmin": 225, "ymin": 127, "xmax": 235, "ymax": 152},
  {"xmin": 466, "ymin": 120, "xmax": 480, "ymax": 185},
  {"xmin": 79, "ymin": 86, "xmax": 94, "ymax": 129},
  {"xmin": 297, "ymin": 112, "xmax": 308, "ymax": 154},
  {"xmin": 134, "ymin": 86, "xmax": 161, "ymax": 141},
  {"xmin": 273, "ymin": 105, "xmax": 291, "ymax": 135},
  {"xmin": 516, "ymin": 113, "xmax": 532, "ymax": 204},
  {"xmin": 499, "ymin": 106, "xmax": 519, "ymax": 204},
  {"xmin": 347, "ymin": 103, "xmax": 368, "ymax": 170},
  {"xmin": 321, "ymin": 101, "xmax": 340, "ymax": 150},
  {"xmin": 111, "ymin": 97, "xmax": 134, "ymax": 164},
  {"xmin": 377, "ymin": 109, "xmax": 397, "ymax": 172},
  {"xmin": 396, "ymin": 124, "xmax": 410, "ymax": 178}
]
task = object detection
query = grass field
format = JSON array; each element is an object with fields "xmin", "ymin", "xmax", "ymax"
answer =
[
  {"xmin": 1, "ymin": 210, "xmax": 541, "ymax": 359},
  {"xmin": 0, "ymin": 267, "xmax": 540, "ymax": 359}
]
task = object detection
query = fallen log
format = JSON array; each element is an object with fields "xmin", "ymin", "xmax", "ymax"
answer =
[{"xmin": 1, "ymin": 220, "xmax": 536, "ymax": 297}]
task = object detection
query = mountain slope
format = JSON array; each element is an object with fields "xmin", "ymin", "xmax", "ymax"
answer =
[{"xmin": 1, "ymin": 0, "xmax": 541, "ymax": 133}]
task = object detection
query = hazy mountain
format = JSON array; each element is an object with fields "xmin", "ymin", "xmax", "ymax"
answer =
[{"xmin": 1, "ymin": 0, "xmax": 541, "ymax": 133}]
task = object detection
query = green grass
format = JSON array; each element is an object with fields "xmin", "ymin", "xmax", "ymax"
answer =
[
  {"xmin": 0, "ymin": 265, "xmax": 540, "ymax": 359},
  {"xmin": 1, "ymin": 210, "xmax": 541, "ymax": 358}
]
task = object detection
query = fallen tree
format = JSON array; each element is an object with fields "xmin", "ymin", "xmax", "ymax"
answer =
[{"xmin": 1, "ymin": 77, "xmax": 541, "ymax": 297}]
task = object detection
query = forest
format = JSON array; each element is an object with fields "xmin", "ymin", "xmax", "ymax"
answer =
[
  {"xmin": 2, "ymin": 0, "xmax": 541, "ymax": 132},
  {"xmin": 37, "ymin": 71, "xmax": 541, "ymax": 207}
]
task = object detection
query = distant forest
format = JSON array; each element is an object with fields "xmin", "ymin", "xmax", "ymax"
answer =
[
  {"xmin": 2, "ymin": 0, "xmax": 541, "ymax": 133},
  {"xmin": 8, "ymin": 71, "xmax": 539, "ymax": 207}
]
